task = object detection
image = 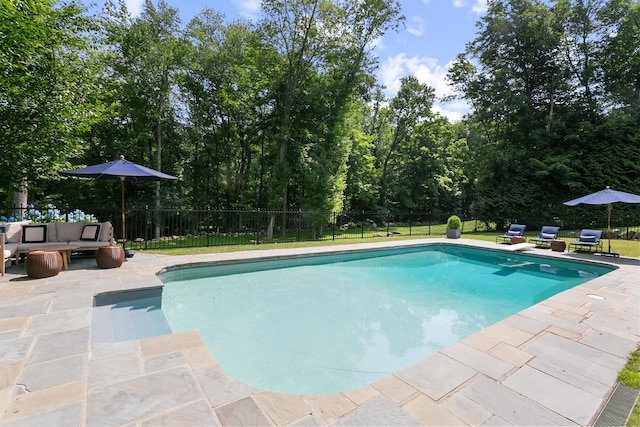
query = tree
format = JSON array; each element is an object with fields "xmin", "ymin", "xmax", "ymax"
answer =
[{"xmin": 0, "ymin": 0, "xmax": 105, "ymax": 206}]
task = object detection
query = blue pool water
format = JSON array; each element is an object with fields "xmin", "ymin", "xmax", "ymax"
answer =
[{"xmin": 160, "ymin": 245, "xmax": 613, "ymax": 394}]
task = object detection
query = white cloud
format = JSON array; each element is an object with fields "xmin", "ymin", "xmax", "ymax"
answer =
[
  {"xmin": 453, "ymin": 0, "xmax": 465, "ymax": 8},
  {"xmin": 407, "ymin": 16, "xmax": 425, "ymax": 37},
  {"xmin": 472, "ymin": 0, "xmax": 488, "ymax": 14},
  {"xmin": 125, "ymin": 0, "xmax": 144, "ymax": 17},
  {"xmin": 237, "ymin": 0, "xmax": 261, "ymax": 19},
  {"xmin": 379, "ymin": 54, "xmax": 470, "ymax": 122}
]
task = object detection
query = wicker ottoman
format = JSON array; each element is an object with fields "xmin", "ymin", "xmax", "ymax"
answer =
[
  {"xmin": 96, "ymin": 246, "xmax": 125, "ymax": 269},
  {"xmin": 25, "ymin": 251, "xmax": 63, "ymax": 278},
  {"xmin": 510, "ymin": 236, "xmax": 525, "ymax": 244}
]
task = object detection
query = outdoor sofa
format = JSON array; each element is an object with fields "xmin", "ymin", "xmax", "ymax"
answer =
[{"xmin": 1, "ymin": 220, "xmax": 113, "ymax": 269}]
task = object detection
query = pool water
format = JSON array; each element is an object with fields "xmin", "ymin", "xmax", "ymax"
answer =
[{"xmin": 160, "ymin": 245, "xmax": 613, "ymax": 394}]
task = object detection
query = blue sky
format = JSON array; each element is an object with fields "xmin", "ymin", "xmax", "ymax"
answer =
[{"xmin": 85, "ymin": 0, "xmax": 488, "ymax": 121}]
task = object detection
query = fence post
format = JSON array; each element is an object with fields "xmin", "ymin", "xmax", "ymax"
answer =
[
  {"xmin": 332, "ymin": 211, "xmax": 336, "ymax": 240},
  {"xmin": 206, "ymin": 206, "xmax": 211, "ymax": 247},
  {"xmin": 386, "ymin": 212, "xmax": 390, "ymax": 236},
  {"xmin": 144, "ymin": 205, "xmax": 149, "ymax": 250},
  {"xmin": 409, "ymin": 211, "xmax": 412, "ymax": 236},
  {"xmin": 361, "ymin": 210, "xmax": 365, "ymax": 239},
  {"xmin": 298, "ymin": 209, "xmax": 302, "ymax": 242}
]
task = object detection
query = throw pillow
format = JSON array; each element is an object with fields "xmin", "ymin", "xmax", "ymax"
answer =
[
  {"xmin": 541, "ymin": 232, "xmax": 556, "ymax": 240},
  {"xmin": 80, "ymin": 224, "xmax": 101, "ymax": 241},
  {"xmin": 580, "ymin": 235, "xmax": 596, "ymax": 243},
  {"xmin": 22, "ymin": 224, "xmax": 47, "ymax": 243},
  {"xmin": 507, "ymin": 230, "xmax": 520, "ymax": 236}
]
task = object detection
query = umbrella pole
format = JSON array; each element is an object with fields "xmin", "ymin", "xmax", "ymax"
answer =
[
  {"xmin": 121, "ymin": 177, "xmax": 126, "ymax": 249},
  {"xmin": 607, "ymin": 203, "xmax": 611, "ymax": 253}
]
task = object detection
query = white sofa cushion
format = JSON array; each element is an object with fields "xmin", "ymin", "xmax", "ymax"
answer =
[
  {"xmin": 56, "ymin": 222, "xmax": 87, "ymax": 241},
  {"xmin": 99, "ymin": 221, "xmax": 112, "ymax": 242},
  {"xmin": 22, "ymin": 224, "xmax": 47, "ymax": 243},
  {"xmin": 1, "ymin": 221, "xmax": 31, "ymax": 243},
  {"xmin": 80, "ymin": 224, "xmax": 101, "ymax": 241}
]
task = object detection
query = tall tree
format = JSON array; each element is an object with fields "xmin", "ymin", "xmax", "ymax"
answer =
[{"xmin": 0, "ymin": 0, "xmax": 104, "ymax": 206}]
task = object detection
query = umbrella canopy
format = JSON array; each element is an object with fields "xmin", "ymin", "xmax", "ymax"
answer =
[
  {"xmin": 59, "ymin": 156, "xmax": 178, "ymax": 245},
  {"xmin": 59, "ymin": 155, "xmax": 177, "ymax": 182},
  {"xmin": 564, "ymin": 186, "xmax": 640, "ymax": 255},
  {"xmin": 564, "ymin": 187, "xmax": 640, "ymax": 206}
]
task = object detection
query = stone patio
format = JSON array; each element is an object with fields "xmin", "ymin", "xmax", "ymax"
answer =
[{"xmin": 0, "ymin": 239, "xmax": 638, "ymax": 426}]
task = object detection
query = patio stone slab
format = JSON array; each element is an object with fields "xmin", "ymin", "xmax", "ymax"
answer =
[
  {"xmin": 214, "ymin": 396, "xmax": 274, "ymax": 426},
  {"xmin": 18, "ymin": 354, "xmax": 87, "ymax": 392},
  {"xmin": 333, "ymin": 395, "xmax": 420, "ymax": 426},
  {"xmin": 0, "ymin": 338, "xmax": 33, "ymax": 364},
  {"xmin": 523, "ymin": 333, "xmax": 624, "ymax": 384},
  {"xmin": 26, "ymin": 308, "xmax": 91, "ymax": 336},
  {"xmin": 253, "ymin": 392, "xmax": 312, "ymax": 426},
  {"xmin": 372, "ymin": 375, "xmax": 419, "ymax": 403},
  {"xmin": 1, "ymin": 381, "xmax": 85, "ymax": 423},
  {"xmin": 141, "ymin": 400, "xmax": 221, "ymax": 426},
  {"xmin": 194, "ymin": 364, "xmax": 257, "ymax": 408},
  {"xmin": 86, "ymin": 366, "xmax": 202, "ymax": 426},
  {"xmin": 0, "ymin": 402, "xmax": 83, "ymax": 427},
  {"xmin": 440, "ymin": 342, "xmax": 514, "ymax": 380},
  {"xmin": 527, "ymin": 356, "xmax": 611, "ymax": 397},
  {"xmin": 503, "ymin": 365, "xmax": 602, "ymax": 425},
  {"xmin": 402, "ymin": 395, "xmax": 466, "ymax": 426},
  {"xmin": 396, "ymin": 352, "xmax": 477, "ymax": 401},
  {"xmin": 28, "ymin": 327, "xmax": 90, "ymax": 364},
  {"xmin": 88, "ymin": 351, "xmax": 142, "ymax": 387},
  {"xmin": 579, "ymin": 329, "xmax": 639, "ymax": 358},
  {"xmin": 457, "ymin": 376, "xmax": 576, "ymax": 426}
]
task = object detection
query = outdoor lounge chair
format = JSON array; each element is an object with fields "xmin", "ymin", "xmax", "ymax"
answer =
[
  {"xmin": 496, "ymin": 224, "xmax": 526, "ymax": 244},
  {"xmin": 568, "ymin": 229, "xmax": 603, "ymax": 253},
  {"xmin": 529, "ymin": 226, "xmax": 560, "ymax": 248}
]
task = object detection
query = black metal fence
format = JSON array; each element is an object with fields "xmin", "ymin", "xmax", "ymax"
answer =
[{"xmin": 1, "ymin": 204, "xmax": 639, "ymax": 250}]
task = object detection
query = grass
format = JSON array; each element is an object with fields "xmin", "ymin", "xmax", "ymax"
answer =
[
  {"xmin": 617, "ymin": 347, "xmax": 640, "ymax": 426},
  {"xmin": 142, "ymin": 228, "xmax": 640, "ymax": 258}
]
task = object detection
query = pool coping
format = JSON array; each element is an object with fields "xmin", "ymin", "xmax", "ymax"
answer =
[{"xmin": 0, "ymin": 238, "xmax": 638, "ymax": 426}]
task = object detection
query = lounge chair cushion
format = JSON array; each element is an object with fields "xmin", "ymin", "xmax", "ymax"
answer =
[
  {"xmin": 541, "ymin": 232, "xmax": 556, "ymax": 239},
  {"xmin": 580, "ymin": 235, "xmax": 596, "ymax": 242},
  {"xmin": 22, "ymin": 224, "xmax": 47, "ymax": 243}
]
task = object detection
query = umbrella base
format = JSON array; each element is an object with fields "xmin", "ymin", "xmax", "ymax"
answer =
[{"xmin": 597, "ymin": 251, "xmax": 620, "ymax": 258}]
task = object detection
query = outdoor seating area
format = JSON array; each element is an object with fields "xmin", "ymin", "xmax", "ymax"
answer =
[{"xmin": 0, "ymin": 221, "xmax": 114, "ymax": 275}]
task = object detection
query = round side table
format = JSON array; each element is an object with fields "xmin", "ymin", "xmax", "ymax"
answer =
[
  {"xmin": 96, "ymin": 246, "xmax": 125, "ymax": 269},
  {"xmin": 25, "ymin": 251, "xmax": 63, "ymax": 278}
]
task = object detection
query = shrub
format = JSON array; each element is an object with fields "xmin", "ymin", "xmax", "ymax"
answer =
[{"xmin": 447, "ymin": 215, "xmax": 462, "ymax": 229}]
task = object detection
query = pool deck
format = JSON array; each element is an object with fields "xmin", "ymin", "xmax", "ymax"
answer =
[{"xmin": 0, "ymin": 238, "xmax": 638, "ymax": 426}]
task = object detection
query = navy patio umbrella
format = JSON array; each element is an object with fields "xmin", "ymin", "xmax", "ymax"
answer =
[
  {"xmin": 564, "ymin": 186, "xmax": 640, "ymax": 255},
  {"xmin": 59, "ymin": 156, "xmax": 178, "ymax": 245}
]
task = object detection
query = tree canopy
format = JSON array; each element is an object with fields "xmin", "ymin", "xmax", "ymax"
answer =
[{"xmin": 1, "ymin": 0, "xmax": 638, "ymax": 228}]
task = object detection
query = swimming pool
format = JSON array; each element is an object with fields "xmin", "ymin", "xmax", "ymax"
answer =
[{"xmin": 159, "ymin": 244, "xmax": 614, "ymax": 394}]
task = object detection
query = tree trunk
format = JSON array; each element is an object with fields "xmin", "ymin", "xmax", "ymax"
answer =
[{"xmin": 12, "ymin": 178, "xmax": 28, "ymax": 220}]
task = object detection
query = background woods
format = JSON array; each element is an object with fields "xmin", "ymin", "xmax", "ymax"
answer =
[{"xmin": 1, "ymin": 0, "xmax": 639, "ymax": 228}]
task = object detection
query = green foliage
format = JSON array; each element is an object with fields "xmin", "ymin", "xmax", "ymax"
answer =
[
  {"xmin": 0, "ymin": 0, "xmax": 106, "ymax": 198},
  {"xmin": 447, "ymin": 215, "xmax": 462, "ymax": 229}
]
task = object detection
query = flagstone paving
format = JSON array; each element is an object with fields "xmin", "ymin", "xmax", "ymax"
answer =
[{"xmin": 0, "ymin": 239, "xmax": 637, "ymax": 426}]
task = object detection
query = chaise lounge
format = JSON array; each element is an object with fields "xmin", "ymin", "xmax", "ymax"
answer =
[
  {"xmin": 529, "ymin": 226, "xmax": 560, "ymax": 248},
  {"xmin": 496, "ymin": 224, "xmax": 526, "ymax": 244},
  {"xmin": 568, "ymin": 229, "xmax": 603, "ymax": 253}
]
